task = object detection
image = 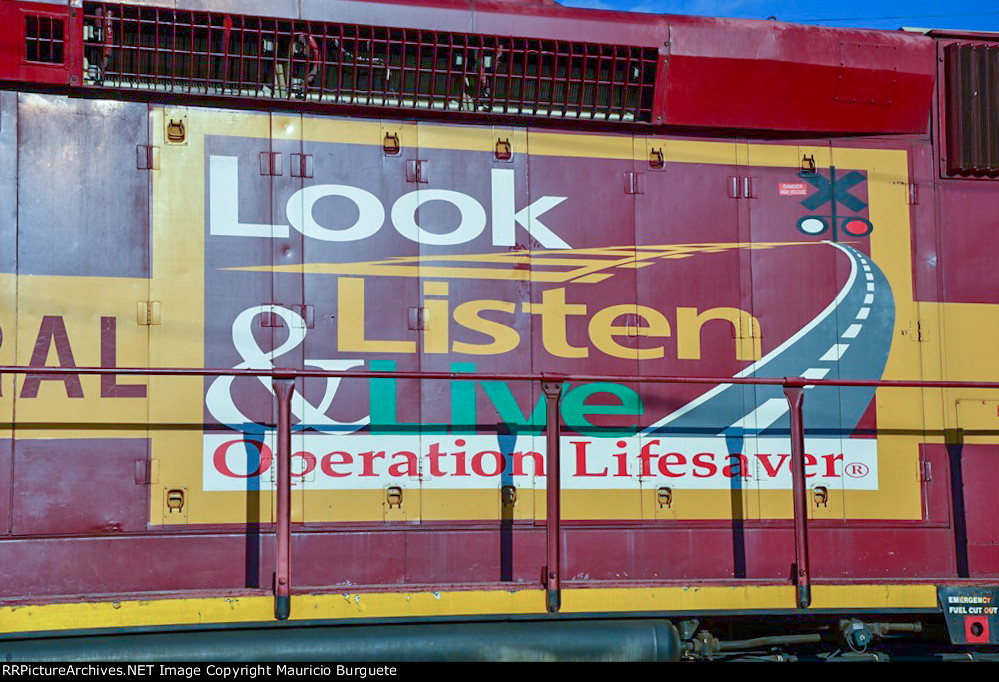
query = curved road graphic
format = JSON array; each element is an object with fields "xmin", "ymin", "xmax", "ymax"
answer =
[{"xmin": 643, "ymin": 241, "xmax": 894, "ymax": 438}]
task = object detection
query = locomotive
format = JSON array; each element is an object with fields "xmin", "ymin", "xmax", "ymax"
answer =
[{"xmin": 0, "ymin": 0, "xmax": 997, "ymax": 661}]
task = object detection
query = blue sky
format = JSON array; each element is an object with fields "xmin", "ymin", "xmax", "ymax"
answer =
[{"xmin": 559, "ymin": 0, "xmax": 999, "ymax": 32}]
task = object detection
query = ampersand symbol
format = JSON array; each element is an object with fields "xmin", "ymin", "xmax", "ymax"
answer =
[{"xmin": 205, "ymin": 305, "xmax": 368, "ymax": 433}]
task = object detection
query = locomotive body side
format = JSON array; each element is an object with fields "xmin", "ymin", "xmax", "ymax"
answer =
[{"xmin": 0, "ymin": 0, "xmax": 996, "ymax": 661}]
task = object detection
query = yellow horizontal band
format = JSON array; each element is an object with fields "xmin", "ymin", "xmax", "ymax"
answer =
[{"xmin": 0, "ymin": 584, "xmax": 937, "ymax": 635}]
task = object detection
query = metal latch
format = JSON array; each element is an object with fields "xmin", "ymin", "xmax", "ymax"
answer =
[
  {"xmin": 495, "ymin": 138, "xmax": 512, "ymax": 161},
  {"xmin": 657, "ymin": 486, "xmax": 672, "ymax": 508},
  {"xmin": 386, "ymin": 486, "xmax": 403, "ymax": 508},
  {"xmin": 801, "ymin": 154, "xmax": 817, "ymax": 175},
  {"xmin": 813, "ymin": 486, "xmax": 828, "ymax": 507},
  {"xmin": 166, "ymin": 118, "xmax": 186, "ymax": 144},
  {"xmin": 166, "ymin": 489, "xmax": 185, "ymax": 513},
  {"xmin": 648, "ymin": 147, "xmax": 665, "ymax": 169},
  {"xmin": 501, "ymin": 485, "xmax": 517, "ymax": 508},
  {"xmin": 383, "ymin": 132, "xmax": 401, "ymax": 156}
]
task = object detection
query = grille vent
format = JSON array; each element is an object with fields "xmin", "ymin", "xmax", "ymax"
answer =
[
  {"xmin": 82, "ymin": 2, "xmax": 657, "ymax": 122},
  {"xmin": 25, "ymin": 14, "xmax": 65, "ymax": 64}
]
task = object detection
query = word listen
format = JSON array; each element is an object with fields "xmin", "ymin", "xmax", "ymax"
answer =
[{"xmin": 339, "ymin": 279, "xmax": 762, "ymax": 361}]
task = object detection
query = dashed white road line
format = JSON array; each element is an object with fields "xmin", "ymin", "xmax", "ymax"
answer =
[
  {"xmin": 856, "ymin": 307, "xmax": 870, "ymax": 320},
  {"xmin": 864, "ymin": 293, "xmax": 874, "ymax": 304},
  {"xmin": 802, "ymin": 367, "xmax": 831, "ymax": 379},
  {"xmin": 866, "ymin": 282, "xmax": 875, "ymax": 292},
  {"xmin": 865, "ymin": 272, "xmax": 874, "ymax": 282},
  {"xmin": 728, "ymin": 398, "xmax": 789, "ymax": 431},
  {"xmin": 821, "ymin": 343, "xmax": 850, "ymax": 361},
  {"xmin": 642, "ymin": 241, "xmax": 859, "ymax": 433},
  {"xmin": 842, "ymin": 324, "xmax": 863, "ymax": 339}
]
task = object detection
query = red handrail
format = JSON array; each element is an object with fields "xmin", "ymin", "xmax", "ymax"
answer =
[{"xmin": 2, "ymin": 363, "xmax": 997, "ymax": 616}]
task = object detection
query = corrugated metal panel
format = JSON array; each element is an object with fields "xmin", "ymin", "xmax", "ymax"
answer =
[
  {"xmin": 81, "ymin": 2, "xmax": 658, "ymax": 123},
  {"xmin": 944, "ymin": 42, "xmax": 999, "ymax": 177}
]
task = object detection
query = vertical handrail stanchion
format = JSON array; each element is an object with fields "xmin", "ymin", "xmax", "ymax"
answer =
[
  {"xmin": 541, "ymin": 377, "xmax": 564, "ymax": 613},
  {"xmin": 783, "ymin": 378, "xmax": 811, "ymax": 609},
  {"xmin": 272, "ymin": 376, "xmax": 295, "ymax": 621}
]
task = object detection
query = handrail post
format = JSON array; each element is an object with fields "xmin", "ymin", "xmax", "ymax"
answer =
[
  {"xmin": 783, "ymin": 379, "xmax": 810, "ymax": 609},
  {"xmin": 541, "ymin": 377, "xmax": 564, "ymax": 613},
  {"xmin": 272, "ymin": 376, "xmax": 295, "ymax": 621}
]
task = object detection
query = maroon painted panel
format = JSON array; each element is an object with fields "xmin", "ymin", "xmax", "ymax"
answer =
[
  {"xmin": 0, "ymin": 440, "xmax": 10, "ymax": 536},
  {"xmin": 807, "ymin": 527, "xmax": 956, "ymax": 579},
  {"xmin": 0, "ymin": 534, "xmax": 251, "ymax": 597},
  {"xmin": 16, "ymin": 94, "xmax": 150, "ymax": 278},
  {"xmin": 908, "ymin": 141, "xmax": 940, "ymax": 303},
  {"xmin": 933, "ymin": 178, "xmax": 999, "ymax": 304},
  {"xmin": 663, "ymin": 19, "xmax": 935, "ymax": 134},
  {"xmin": 920, "ymin": 444, "xmax": 953, "ymax": 525},
  {"xmin": 10, "ymin": 438, "xmax": 149, "ymax": 535},
  {"xmin": 0, "ymin": 522, "xmax": 968, "ymax": 598},
  {"xmin": 960, "ymin": 445, "xmax": 999, "ymax": 577}
]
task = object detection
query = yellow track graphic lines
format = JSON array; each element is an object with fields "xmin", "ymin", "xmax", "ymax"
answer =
[{"xmin": 229, "ymin": 241, "xmax": 816, "ymax": 284}]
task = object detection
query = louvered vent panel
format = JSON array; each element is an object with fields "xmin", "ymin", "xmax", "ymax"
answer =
[
  {"xmin": 82, "ymin": 2, "xmax": 658, "ymax": 123},
  {"xmin": 945, "ymin": 42, "xmax": 999, "ymax": 177}
]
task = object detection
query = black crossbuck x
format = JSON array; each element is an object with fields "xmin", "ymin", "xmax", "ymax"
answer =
[{"xmin": 799, "ymin": 170, "xmax": 868, "ymax": 212}]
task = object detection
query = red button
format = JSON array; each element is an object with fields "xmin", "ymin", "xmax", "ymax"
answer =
[{"xmin": 965, "ymin": 616, "xmax": 990, "ymax": 643}]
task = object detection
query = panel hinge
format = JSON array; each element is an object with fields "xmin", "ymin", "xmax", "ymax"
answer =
[
  {"xmin": 290, "ymin": 153, "xmax": 314, "ymax": 178},
  {"xmin": 290, "ymin": 304, "xmax": 315, "ymax": 329},
  {"xmin": 901, "ymin": 320, "xmax": 926, "ymax": 342},
  {"xmin": 136, "ymin": 145, "xmax": 160, "ymax": 170},
  {"xmin": 406, "ymin": 159, "xmax": 428, "ymax": 183},
  {"xmin": 728, "ymin": 176, "xmax": 739, "ymax": 198},
  {"xmin": 727, "ymin": 176, "xmax": 758, "ymax": 198},
  {"xmin": 736, "ymin": 316, "xmax": 762, "ymax": 339},
  {"xmin": 624, "ymin": 171, "xmax": 644, "ymax": 195},
  {"xmin": 136, "ymin": 459, "xmax": 159, "ymax": 484},
  {"xmin": 919, "ymin": 458, "xmax": 933, "ymax": 483},
  {"xmin": 259, "ymin": 151, "xmax": 283, "ymax": 176},
  {"xmin": 408, "ymin": 306, "xmax": 427, "ymax": 330},
  {"xmin": 907, "ymin": 182, "xmax": 919, "ymax": 205},
  {"xmin": 136, "ymin": 301, "xmax": 161, "ymax": 325}
]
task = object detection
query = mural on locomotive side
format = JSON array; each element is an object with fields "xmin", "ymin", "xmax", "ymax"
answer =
[
  {"xmin": 0, "ymin": 101, "xmax": 924, "ymax": 527},
  {"xmin": 187, "ymin": 111, "xmax": 911, "ymax": 525}
]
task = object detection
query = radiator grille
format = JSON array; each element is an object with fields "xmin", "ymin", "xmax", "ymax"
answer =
[{"xmin": 82, "ymin": 2, "xmax": 658, "ymax": 123}]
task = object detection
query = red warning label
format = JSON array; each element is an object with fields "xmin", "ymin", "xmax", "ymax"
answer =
[{"xmin": 779, "ymin": 182, "xmax": 808, "ymax": 196}]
